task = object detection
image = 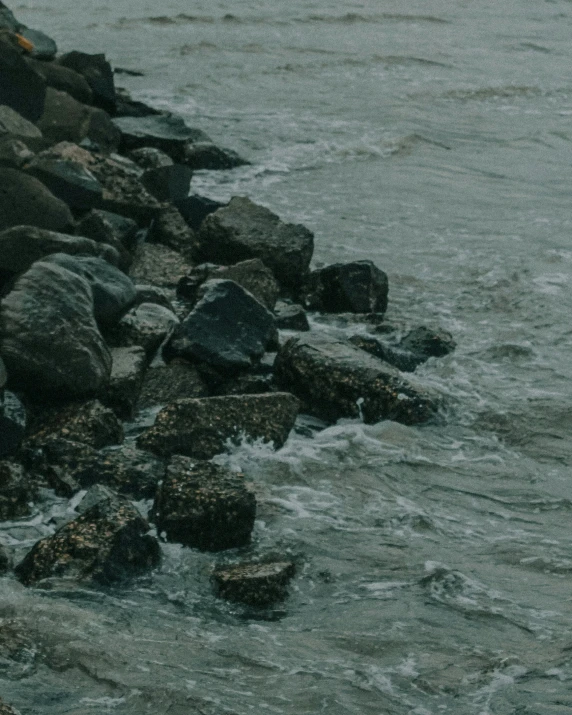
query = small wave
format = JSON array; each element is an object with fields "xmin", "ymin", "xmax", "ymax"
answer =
[
  {"xmin": 296, "ymin": 13, "xmax": 449, "ymax": 25},
  {"xmin": 443, "ymin": 85, "xmax": 543, "ymax": 101}
]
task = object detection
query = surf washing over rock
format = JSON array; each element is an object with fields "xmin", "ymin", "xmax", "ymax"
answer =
[{"xmin": 1, "ymin": 0, "xmax": 572, "ymax": 713}]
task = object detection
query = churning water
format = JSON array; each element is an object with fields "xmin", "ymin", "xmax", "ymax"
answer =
[{"xmin": 4, "ymin": 1, "xmax": 572, "ymax": 713}]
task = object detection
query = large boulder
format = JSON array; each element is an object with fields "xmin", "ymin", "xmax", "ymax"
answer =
[
  {"xmin": 212, "ymin": 561, "xmax": 296, "ymax": 606},
  {"xmin": 0, "ymin": 261, "xmax": 112, "ymax": 398},
  {"xmin": 25, "ymin": 151, "xmax": 103, "ymax": 211},
  {"xmin": 27, "ymin": 58, "xmax": 93, "ymax": 105},
  {"xmin": 0, "ymin": 225, "xmax": 120, "ymax": 275},
  {"xmin": 148, "ymin": 204, "xmax": 199, "ymax": 259},
  {"xmin": 56, "ymin": 51, "xmax": 116, "ymax": 114},
  {"xmin": 137, "ymin": 392, "xmax": 299, "ymax": 459},
  {"xmin": 274, "ymin": 333, "xmax": 439, "ymax": 425},
  {"xmin": 197, "ymin": 197, "xmax": 314, "ymax": 294},
  {"xmin": 76, "ymin": 209, "xmax": 138, "ymax": 268},
  {"xmin": 137, "ymin": 360, "xmax": 208, "ymax": 410},
  {"xmin": 113, "ymin": 113, "xmax": 210, "ymax": 161},
  {"xmin": 14, "ymin": 495, "xmax": 161, "ymax": 586},
  {"xmin": 0, "ymin": 391, "xmax": 26, "ymax": 457},
  {"xmin": 0, "ymin": 168, "xmax": 74, "ymax": 232},
  {"xmin": 175, "ymin": 193, "xmax": 225, "ymax": 232},
  {"xmin": 0, "ymin": 104, "xmax": 43, "ymax": 150},
  {"xmin": 151, "ymin": 456, "xmax": 256, "ymax": 551},
  {"xmin": 0, "ymin": 33, "xmax": 45, "ymax": 121},
  {"xmin": 163, "ymin": 279, "xmax": 277, "ymax": 372},
  {"xmin": 303, "ymin": 260, "xmax": 389, "ymax": 314}
]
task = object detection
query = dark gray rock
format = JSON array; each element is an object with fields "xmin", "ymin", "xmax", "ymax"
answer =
[
  {"xmin": 0, "ymin": 391, "xmax": 26, "ymax": 458},
  {"xmin": 164, "ymin": 279, "xmax": 277, "ymax": 372},
  {"xmin": 137, "ymin": 360, "xmax": 208, "ymax": 410},
  {"xmin": 137, "ymin": 392, "xmax": 299, "ymax": 459},
  {"xmin": 141, "ymin": 163, "xmax": 192, "ymax": 202},
  {"xmin": 177, "ymin": 259, "xmax": 280, "ymax": 311},
  {"xmin": 274, "ymin": 333, "xmax": 439, "ymax": 425},
  {"xmin": 129, "ymin": 242, "xmax": 192, "ymax": 287},
  {"xmin": 128, "ymin": 146, "xmax": 173, "ymax": 170},
  {"xmin": 0, "ymin": 460, "xmax": 36, "ymax": 520},
  {"xmin": 0, "ymin": 104, "xmax": 43, "ymax": 150},
  {"xmin": 25, "ymin": 153, "xmax": 103, "ymax": 211},
  {"xmin": 303, "ymin": 260, "xmax": 389, "ymax": 314},
  {"xmin": 0, "ymin": 544, "xmax": 10, "ymax": 573},
  {"xmin": 77, "ymin": 208, "xmax": 139, "ymax": 257},
  {"xmin": 41, "ymin": 253, "xmax": 137, "ymax": 327},
  {"xmin": 27, "ymin": 58, "xmax": 92, "ymax": 105},
  {"xmin": 57, "ymin": 51, "xmax": 116, "ymax": 114},
  {"xmin": 182, "ymin": 142, "xmax": 249, "ymax": 170},
  {"xmin": 0, "ymin": 698, "xmax": 20, "ymax": 715},
  {"xmin": 113, "ymin": 113, "xmax": 210, "ymax": 161},
  {"xmin": 349, "ymin": 335, "xmax": 421, "ymax": 372},
  {"xmin": 0, "ymin": 33, "xmax": 45, "ymax": 122},
  {"xmin": 148, "ymin": 205, "xmax": 199, "ymax": 259},
  {"xmin": 109, "ymin": 302, "xmax": 179, "ymax": 357},
  {"xmin": 213, "ymin": 371, "xmax": 275, "ymax": 397},
  {"xmin": 0, "ymin": 225, "xmax": 119, "ymax": 275},
  {"xmin": 0, "ymin": 3, "xmax": 19, "ymax": 31},
  {"xmin": 100, "ymin": 346, "xmax": 147, "ymax": 419},
  {"xmin": 0, "ymin": 261, "xmax": 112, "ymax": 398},
  {"xmin": 151, "ymin": 456, "xmax": 256, "ymax": 551},
  {"xmin": 0, "ymin": 355, "xmax": 5, "ymax": 391},
  {"xmin": 398, "ymin": 326, "xmax": 456, "ymax": 360},
  {"xmin": 18, "ymin": 27, "xmax": 57, "ymax": 61},
  {"xmin": 0, "ymin": 137, "xmax": 34, "ymax": 169},
  {"xmin": 133, "ymin": 284, "xmax": 176, "ymax": 312},
  {"xmin": 114, "ymin": 86, "xmax": 162, "ymax": 118},
  {"xmin": 175, "ymin": 193, "xmax": 225, "ymax": 232},
  {"xmin": 197, "ymin": 197, "xmax": 314, "ymax": 294},
  {"xmin": 0, "ymin": 168, "xmax": 74, "ymax": 232},
  {"xmin": 212, "ymin": 561, "xmax": 295, "ymax": 606},
  {"xmin": 275, "ymin": 301, "xmax": 310, "ymax": 331},
  {"xmin": 14, "ymin": 495, "xmax": 160, "ymax": 586}
]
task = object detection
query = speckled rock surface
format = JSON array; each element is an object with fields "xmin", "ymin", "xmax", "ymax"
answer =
[
  {"xmin": 137, "ymin": 360, "xmax": 208, "ymax": 410},
  {"xmin": 152, "ymin": 456, "xmax": 256, "ymax": 551},
  {"xmin": 0, "ymin": 460, "xmax": 36, "ymax": 520},
  {"xmin": 109, "ymin": 302, "xmax": 179, "ymax": 357},
  {"xmin": 148, "ymin": 204, "xmax": 199, "ymax": 259},
  {"xmin": 0, "ymin": 392, "xmax": 26, "ymax": 458},
  {"xmin": 137, "ymin": 392, "xmax": 299, "ymax": 459},
  {"xmin": 302, "ymin": 260, "xmax": 389, "ymax": 314},
  {"xmin": 129, "ymin": 242, "xmax": 192, "ymax": 288},
  {"xmin": 100, "ymin": 346, "xmax": 147, "ymax": 419},
  {"xmin": 212, "ymin": 561, "xmax": 296, "ymax": 606},
  {"xmin": 14, "ymin": 495, "xmax": 160, "ymax": 586},
  {"xmin": 274, "ymin": 333, "xmax": 439, "ymax": 425}
]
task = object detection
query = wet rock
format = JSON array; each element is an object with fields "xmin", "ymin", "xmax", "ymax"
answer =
[
  {"xmin": 398, "ymin": 326, "xmax": 456, "ymax": 361},
  {"xmin": 41, "ymin": 253, "xmax": 136, "ymax": 327},
  {"xmin": 0, "ymin": 261, "xmax": 112, "ymax": 398},
  {"xmin": 141, "ymin": 163, "xmax": 192, "ymax": 202},
  {"xmin": 14, "ymin": 494, "xmax": 161, "ymax": 586},
  {"xmin": 25, "ymin": 151, "xmax": 103, "ymax": 211},
  {"xmin": 26, "ymin": 399, "xmax": 123, "ymax": 450},
  {"xmin": 0, "ymin": 137, "xmax": 34, "ymax": 169},
  {"xmin": 151, "ymin": 456, "xmax": 256, "ymax": 551},
  {"xmin": 129, "ymin": 241, "xmax": 193, "ymax": 287},
  {"xmin": 0, "ymin": 697, "xmax": 21, "ymax": 715},
  {"xmin": 36, "ymin": 88, "xmax": 120, "ymax": 153},
  {"xmin": 303, "ymin": 260, "xmax": 389, "ymax": 314},
  {"xmin": 163, "ymin": 279, "xmax": 277, "ymax": 372},
  {"xmin": 77, "ymin": 208, "xmax": 138, "ymax": 260},
  {"xmin": 197, "ymin": 196, "xmax": 314, "ymax": 294},
  {"xmin": 137, "ymin": 392, "xmax": 299, "ymax": 459},
  {"xmin": 182, "ymin": 142, "xmax": 249, "ymax": 170},
  {"xmin": 0, "ymin": 391, "xmax": 26, "ymax": 458},
  {"xmin": 212, "ymin": 561, "xmax": 296, "ymax": 606},
  {"xmin": 128, "ymin": 146, "xmax": 174, "ymax": 169},
  {"xmin": 27, "ymin": 58, "xmax": 93, "ymax": 105},
  {"xmin": 349, "ymin": 335, "xmax": 421, "ymax": 372},
  {"xmin": 175, "ymin": 193, "xmax": 225, "ymax": 232},
  {"xmin": 0, "ymin": 460, "xmax": 35, "ymax": 520},
  {"xmin": 177, "ymin": 259, "xmax": 280, "ymax": 311},
  {"xmin": 274, "ymin": 301, "xmax": 310, "ymax": 331},
  {"xmin": 137, "ymin": 360, "xmax": 208, "ymax": 410},
  {"xmin": 0, "ymin": 104, "xmax": 44, "ymax": 151},
  {"xmin": 213, "ymin": 371, "xmax": 275, "ymax": 397},
  {"xmin": 109, "ymin": 302, "xmax": 179, "ymax": 357},
  {"xmin": 0, "ymin": 168, "xmax": 74, "ymax": 232},
  {"xmin": 0, "ymin": 225, "xmax": 120, "ymax": 275},
  {"xmin": 100, "ymin": 346, "xmax": 147, "ymax": 419},
  {"xmin": 113, "ymin": 113, "xmax": 210, "ymax": 161},
  {"xmin": 0, "ymin": 33, "xmax": 46, "ymax": 122},
  {"xmin": 274, "ymin": 333, "xmax": 438, "ymax": 425},
  {"xmin": 57, "ymin": 51, "xmax": 116, "ymax": 114},
  {"xmin": 148, "ymin": 204, "xmax": 199, "ymax": 259}
]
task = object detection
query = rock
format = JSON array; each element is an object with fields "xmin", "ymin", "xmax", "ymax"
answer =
[
  {"xmin": 137, "ymin": 360, "xmax": 208, "ymax": 410},
  {"xmin": 0, "ymin": 698, "xmax": 21, "ymax": 715},
  {"xmin": 57, "ymin": 52, "xmax": 116, "ymax": 114},
  {"xmin": 0, "ymin": 33, "xmax": 46, "ymax": 121},
  {"xmin": 26, "ymin": 399, "xmax": 123, "ymax": 450},
  {"xmin": 212, "ymin": 561, "xmax": 295, "ymax": 606},
  {"xmin": 197, "ymin": 197, "xmax": 314, "ymax": 294},
  {"xmin": 182, "ymin": 142, "xmax": 249, "ymax": 170},
  {"xmin": 41, "ymin": 253, "xmax": 136, "ymax": 327},
  {"xmin": 25, "ymin": 152, "xmax": 103, "ymax": 211},
  {"xmin": 0, "ymin": 544, "xmax": 10, "ymax": 573},
  {"xmin": 133, "ymin": 284, "xmax": 176, "ymax": 312},
  {"xmin": 137, "ymin": 392, "xmax": 299, "ymax": 459},
  {"xmin": 0, "ymin": 262, "xmax": 112, "ymax": 398},
  {"xmin": 141, "ymin": 163, "xmax": 192, "ymax": 202},
  {"xmin": 27, "ymin": 58, "xmax": 93, "ymax": 105},
  {"xmin": 0, "ymin": 168, "xmax": 74, "ymax": 232},
  {"xmin": 0, "ymin": 354, "xmax": 5, "ymax": 390},
  {"xmin": 302, "ymin": 260, "xmax": 389, "ymax": 314},
  {"xmin": 0, "ymin": 104, "xmax": 43, "ymax": 150},
  {"xmin": 18, "ymin": 28, "xmax": 57, "ymax": 61},
  {"xmin": 0, "ymin": 225, "xmax": 120, "ymax": 275},
  {"xmin": 349, "ymin": 335, "xmax": 421, "ymax": 372},
  {"xmin": 113, "ymin": 113, "xmax": 211, "ymax": 161},
  {"xmin": 36, "ymin": 88, "xmax": 120, "ymax": 153},
  {"xmin": 0, "ymin": 460, "xmax": 35, "ymax": 520},
  {"xmin": 0, "ymin": 3, "xmax": 19, "ymax": 31},
  {"xmin": 398, "ymin": 326, "xmax": 456, "ymax": 360},
  {"xmin": 177, "ymin": 259, "xmax": 280, "ymax": 311},
  {"xmin": 175, "ymin": 193, "xmax": 225, "ymax": 232},
  {"xmin": 77, "ymin": 208, "xmax": 139, "ymax": 257},
  {"xmin": 74, "ymin": 483, "xmax": 116, "ymax": 513},
  {"xmin": 152, "ymin": 456, "xmax": 256, "ymax": 551},
  {"xmin": 109, "ymin": 302, "xmax": 179, "ymax": 357},
  {"xmin": 128, "ymin": 146, "xmax": 173, "ymax": 169},
  {"xmin": 274, "ymin": 334, "xmax": 438, "ymax": 425},
  {"xmin": 0, "ymin": 136, "xmax": 34, "ymax": 168},
  {"xmin": 213, "ymin": 371, "xmax": 275, "ymax": 397},
  {"xmin": 114, "ymin": 86, "xmax": 162, "ymax": 118},
  {"xmin": 100, "ymin": 346, "xmax": 147, "ymax": 419},
  {"xmin": 14, "ymin": 495, "xmax": 160, "ymax": 586},
  {"xmin": 0, "ymin": 391, "xmax": 26, "ymax": 457},
  {"xmin": 148, "ymin": 204, "xmax": 199, "ymax": 259},
  {"xmin": 129, "ymin": 241, "xmax": 192, "ymax": 287},
  {"xmin": 164, "ymin": 279, "xmax": 277, "ymax": 372},
  {"xmin": 274, "ymin": 301, "xmax": 310, "ymax": 331}
]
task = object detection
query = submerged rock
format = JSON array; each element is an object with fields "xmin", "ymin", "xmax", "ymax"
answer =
[
  {"xmin": 212, "ymin": 561, "xmax": 296, "ymax": 606},
  {"xmin": 14, "ymin": 495, "xmax": 161, "ymax": 586},
  {"xmin": 303, "ymin": 260, "xmax": 389, "ymax": 314},
  {"xmin": 151, "ymin": 456, "xmax": 256, "ymax": 551},
  {"xmin": 274, "ymin": 333, "xmax": 438, "ymax": 425},
  {"xmin": 137, "ymin": 392, "xmax": 299, "ymax": 459}
]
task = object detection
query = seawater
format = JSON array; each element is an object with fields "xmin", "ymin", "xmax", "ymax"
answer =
[{"xmin": 3, "ymin": 1, "xmax": 572, "ymax": 713}]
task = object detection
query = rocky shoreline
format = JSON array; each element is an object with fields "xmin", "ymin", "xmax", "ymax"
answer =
[{"xmin": 0, "ymin": 4, "xmax": 455, "ymax": 711}]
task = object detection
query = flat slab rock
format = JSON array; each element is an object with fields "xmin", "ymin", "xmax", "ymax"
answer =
[
  {"xmin": 137, "ymin": 392, "xmax": 299, "ymax": 459},
  {"xmin": 152, "ymin": 456, "xmax": 256, "ymax": 551},
  {"xmin": 274, "ymin": 333, "xmax": 439, "ymax": 425},
  {"xmin": 212, "ymin": 561, "xmax": 296, "ymax": 606},
  {"xmin": 15, "ymin": 495, "xmax": 160, "ymax": 586}
]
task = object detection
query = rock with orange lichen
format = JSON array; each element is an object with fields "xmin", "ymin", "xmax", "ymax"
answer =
[{"xmin": 14, "ymin": 495, "xmax": 160, "ymax": 586}]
